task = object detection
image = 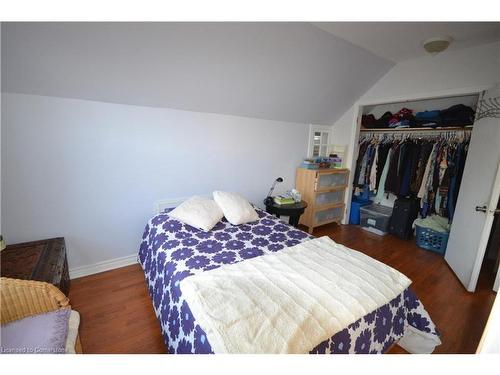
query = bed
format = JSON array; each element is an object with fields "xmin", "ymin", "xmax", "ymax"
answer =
[{"xmin": 138, "ymin": 203, "xmax": 440, "ymax": 354}]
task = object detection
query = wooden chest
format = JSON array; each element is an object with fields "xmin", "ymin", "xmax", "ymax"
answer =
[{"xmin": 1, "ymin": 237, "xmax": 70, "ymax": 296}]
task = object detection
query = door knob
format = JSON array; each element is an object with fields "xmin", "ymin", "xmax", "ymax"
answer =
[{"xmin": 475, "ymin": 205, "xmax": 500, "ymax": 214}]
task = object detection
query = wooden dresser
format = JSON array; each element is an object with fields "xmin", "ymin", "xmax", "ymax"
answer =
[
  {"xmin": 0, "ymin": 237, "xmax": 70, "ymax": 296},
  {"xmin": 295, "ymin": 168, "xmax": 349, "ymax": 234}
]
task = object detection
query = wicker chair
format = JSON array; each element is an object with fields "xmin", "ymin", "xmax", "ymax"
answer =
[{"xmin": 0, "ymin": 277, "xmax": 82, "ymax": 353}]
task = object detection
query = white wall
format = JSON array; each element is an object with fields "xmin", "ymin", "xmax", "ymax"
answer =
[
  {"xmin": 1, "ymin": 93, "xmax": 309, "ymax": 272},
  {"xmin": 331, "ymin": 41, "xmax": 500, "ymax": 170},
  {"xmin": 0, "ymin": 25, "xmax": 2, "ymax": 235},
  {"xmin": 477, "ymin": 295, "xmax": 500, "ymax": 352}
]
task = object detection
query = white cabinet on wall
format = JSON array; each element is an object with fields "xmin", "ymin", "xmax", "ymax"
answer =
[{"xmin": 307, "ymin": 125, "xmax": 331, "ymax": 158}]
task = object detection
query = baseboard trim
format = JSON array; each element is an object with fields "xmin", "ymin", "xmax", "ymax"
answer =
[{"xmin": 69, "ymin": 253, "xmax": 138, "ymax": 279}]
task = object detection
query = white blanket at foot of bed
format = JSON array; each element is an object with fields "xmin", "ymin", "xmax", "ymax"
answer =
[{"xmin": 180, "ymin": 236, "xmax": 412, "ymax": 353}]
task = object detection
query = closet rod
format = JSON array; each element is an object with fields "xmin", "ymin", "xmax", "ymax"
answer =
[{"xmin": 359, "ymin": 126, "xmax": 473, "ymax": 133}]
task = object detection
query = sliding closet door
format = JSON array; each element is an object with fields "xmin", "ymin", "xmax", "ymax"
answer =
[{"xmin": 445, "ymin": 86, "xmax": 500, "ymax": 292}]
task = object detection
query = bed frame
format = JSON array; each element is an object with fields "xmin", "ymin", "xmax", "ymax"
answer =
[{"xmin": 154, "ymin": 195, "xmax": 211, "ymax": 214}]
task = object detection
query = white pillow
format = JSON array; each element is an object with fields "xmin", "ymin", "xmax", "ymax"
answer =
[
  {"xmin": 168, "ymin": 196, "xmax": 224, "ymax": 231},
  {"xmin": 213, "ymin": 191, "xmax": 259, "ymax": 225}
]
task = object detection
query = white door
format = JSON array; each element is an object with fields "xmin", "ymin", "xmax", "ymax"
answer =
[{"xmin": 445, "ymin": 86, "xmax": 500, "ymax": 292}]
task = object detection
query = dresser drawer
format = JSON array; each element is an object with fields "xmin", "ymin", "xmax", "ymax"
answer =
[
  {"xmin": 314, "ymin": 190, "xmax": 345, "ymax": 208},
  {"xmin": 314, "ymin": 205, "xmax": 344, "ymax": 225},
  {"xmin": 315, "ymin": 172, "xmax": 348, "ymax": 191}
]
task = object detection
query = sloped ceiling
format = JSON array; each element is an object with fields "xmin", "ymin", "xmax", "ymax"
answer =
[
  {"xmin": 313, "ymin": 22, "xmax": 500, "ymax": 62},
  {"xmin": 1, "ymin": 22, "xmax": 393, "ymax": 124}
]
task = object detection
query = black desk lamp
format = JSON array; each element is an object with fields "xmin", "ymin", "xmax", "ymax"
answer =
[{"xmin": 265, "ymin": 177, "xmax": 283, "ymax": 205}]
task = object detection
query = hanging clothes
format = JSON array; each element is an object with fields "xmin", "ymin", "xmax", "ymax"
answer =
[
  {"xmin": 369, "ymin": 145, "xmax": 379, "ymax": 191},
  {"xmin": 447, "ymin": 142, "xmax": 468, "ymax": 220},
  {"xmin": 410, "ymin": 141, "xmax": 433, "ymax": 194},
  {"xmin": 353, "ymin": 140, "xmax": 372, "ymax": 188},
  {"xmin": 384, "ymin": 142, "xmax": 401, "ymax": 194},
  {"xmin": 357, "ymin": 145, "xmax": 370, "ymax": 186},
  {"xmin": 356, "ymin": 130, "xmax": 470, "ymax": 222},
  {"xmin": 375, "ymin": 143, "xmax": 392, "ymax": 190},
  {"xmin": 399, "ymin": 141, "xmax": 419, "ymax": 197},
  {"xmin": 353, "ymin": 141, "xmax": 370, "ymax": 188},
  {"xmin": 420, "ymin": 142, "xmax": 439, "ymax": 217},
  {"xmin": 374, "ymin": 148, "xmax": 393, "ymax": 203},
  {"xmin": 417, "ymin": 143, "xmax": 436, "ymax": 200}
]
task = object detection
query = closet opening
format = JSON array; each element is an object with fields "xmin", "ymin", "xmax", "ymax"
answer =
[{"xmin": 348, "ymin": 92, "xmax": 480, "ymax": 260}]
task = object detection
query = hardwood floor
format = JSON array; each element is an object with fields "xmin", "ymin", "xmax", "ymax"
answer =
[
  {"xmin": 69, "ymin": 223, "xmax": 497, "ymax": 354},
  {"xmin": 69, "ymin": 265, "xmax": 166, "ymax": 353}
]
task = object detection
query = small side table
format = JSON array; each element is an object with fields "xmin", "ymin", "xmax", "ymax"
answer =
[
  {"xmin": 0, "ymin": 237, "xmax": 70, "ymax": 296},
  {"xmin": 263, "ymin": 199, "xmax": 308, "ymax": 227}
]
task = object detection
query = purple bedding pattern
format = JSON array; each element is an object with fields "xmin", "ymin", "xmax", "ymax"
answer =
[{"xmin": 138, "ymin": 207, "xmax": 439, "ymax": 354}]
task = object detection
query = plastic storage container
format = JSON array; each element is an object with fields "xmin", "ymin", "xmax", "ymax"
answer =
[
  {"xmin": 315, "ymin": 205, "xmax": 344, "ymax": 225},
  {"xmin": 301, "ymin": 162, "xmax": 319, "ymax": 169},
  {"xmin": 359, "ymin": 204, "xmax": 393, "ymax": 235},
  {"xmin": 315, "ymin": 190, "xmax": 344, "ymax": 207},
  {"xmin": 316, "ymin": 173, "xmax": 348, "ymax": 190},
  {"xmin": 415, "ymin": 224, "xmax": 449, "ymax": 255},
  {"xmin": 349, "ymin": 197, "xmax": 372, "ymax": 225}
]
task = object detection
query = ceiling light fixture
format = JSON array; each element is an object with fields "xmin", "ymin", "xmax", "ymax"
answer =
[{"xmin": 423, "ymin": 36, "xmax": 453, "ymax": 54}]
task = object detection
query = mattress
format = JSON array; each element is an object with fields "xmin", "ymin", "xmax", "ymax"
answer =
[{"xmin": 138, "ymin": 207, "xmax": 440, "ymax": 354}]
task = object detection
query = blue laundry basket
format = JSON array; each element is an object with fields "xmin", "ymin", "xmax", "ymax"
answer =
[{"xmin": 415, "ymin": 224, "xmax": 449, "ymax": 255}]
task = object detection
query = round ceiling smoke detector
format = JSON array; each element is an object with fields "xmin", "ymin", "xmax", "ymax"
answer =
[{"xmin": 423, "ymin": 36, "xmax": 453, "ymax": 54}]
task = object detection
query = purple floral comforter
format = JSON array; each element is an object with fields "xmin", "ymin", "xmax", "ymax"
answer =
[{"xmin": 138, "ymin": 208, "xmax": 439, "ymax": 354}]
